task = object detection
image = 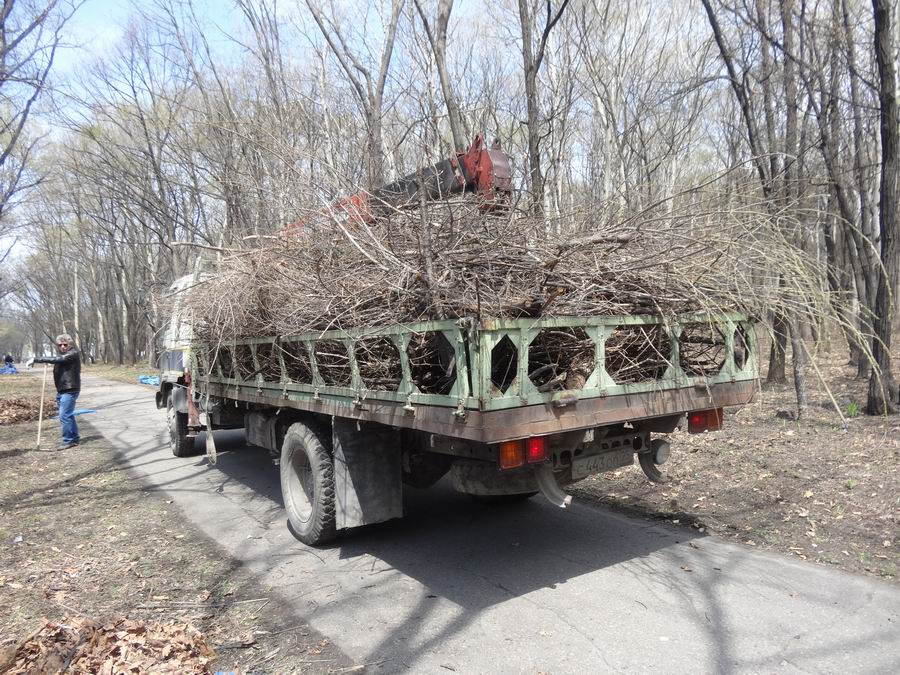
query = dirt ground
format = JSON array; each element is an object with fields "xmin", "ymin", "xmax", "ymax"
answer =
[
  {"xmin": 572, "ymin": 340, "xmax": 900, "ymax": 582},
  {"xmin": 0, "ymin": 374, "xmax": 352, "ymax": 674},
  {"xmin": 1, "ymin": 345, "xmax": 899, "ymax": 669}
]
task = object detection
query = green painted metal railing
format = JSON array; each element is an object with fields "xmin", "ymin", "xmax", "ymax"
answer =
[{"xmin": 192, "ymin": 313, "xmax": 757, "ymax": 412}]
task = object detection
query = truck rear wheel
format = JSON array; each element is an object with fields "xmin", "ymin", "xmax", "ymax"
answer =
[
  {"xmin": 281, "ymin": 422, "xmax": 336, "ymax": 546},
  {"xmin": 167, "ymin": 398, "xmax": 194, "ymax": 457}
]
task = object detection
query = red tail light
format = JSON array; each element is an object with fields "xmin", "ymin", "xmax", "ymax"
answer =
[
  {"xmin": 688, "ymin": 408, "xmax": 724, "ymax": 433},
  {"xmin": 526, "ymin": 437, "xmax": 547, "ymax": 463}
]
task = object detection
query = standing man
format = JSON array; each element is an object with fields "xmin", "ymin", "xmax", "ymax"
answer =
[{"xmin": 27, "ymin": 334, "xmax": 81, "ymax": 449}]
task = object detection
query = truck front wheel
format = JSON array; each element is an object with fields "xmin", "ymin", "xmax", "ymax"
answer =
[
  {"xmin": 280, "ymin": 422, "xmax": 337, "ymax": 546},
  {"xmin": 167, "ymin": 399, "xmax": 195, "ymax": 457}
]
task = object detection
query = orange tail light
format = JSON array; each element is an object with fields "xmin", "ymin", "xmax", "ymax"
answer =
[{"xmin": 499, "ymin": 440, "xmax": 525, "ymax": 469}]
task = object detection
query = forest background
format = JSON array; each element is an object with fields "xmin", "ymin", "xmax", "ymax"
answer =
[{"xmin": 0, "ymin": 0, "xmax": 898, "ymax": 415}]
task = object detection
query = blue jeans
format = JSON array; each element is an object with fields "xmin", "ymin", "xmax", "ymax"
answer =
[{"xmin": 56, "ymin": 391, "xmax": 80, "ymax": 444}]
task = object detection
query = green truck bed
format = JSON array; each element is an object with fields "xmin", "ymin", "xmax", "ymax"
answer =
[{"xmin": 191, "ymin": 313, "xmax": 757, "ymax": 444}]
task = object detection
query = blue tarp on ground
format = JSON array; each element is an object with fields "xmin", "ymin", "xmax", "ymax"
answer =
[
  {"xmin": 0, "ymin": 364, "xmax": 18, "ymax": 374},
  {"xmin": 50, "ymin": 409, "xmax": 97, "ymax": 419},
  {"xmin": 138, "ymin": 375, "xmax": 160, "ymax": 386}
]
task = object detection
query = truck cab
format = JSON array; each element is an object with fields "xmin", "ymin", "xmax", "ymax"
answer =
[{"xmin": 156, "ymin": 274, "xmax": 204, "ymax": 456}]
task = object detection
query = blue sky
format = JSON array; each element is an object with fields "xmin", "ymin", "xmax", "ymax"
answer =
[
  {"xmin": 56, "ymin": 0, "xmax": 131, "ymax": 73},
  {"xmin": 56, "ymin": 0, "xmax": 247, "ymax": 75}
]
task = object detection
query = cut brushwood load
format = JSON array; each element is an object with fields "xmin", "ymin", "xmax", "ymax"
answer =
[
  {"xmin": 181, "ymin": 135, "xmax": 822, "ymax": 350},
  {"xmin": 181, "ymin": 185, "xmax": 773, "ymax": 393},
  {"xmin": 186, "ymin": 202, "xmax": 729, "ymax": 341},
  {"xmin": 175, "ymin": 173, "xmax": 804, "ymax": 401}
]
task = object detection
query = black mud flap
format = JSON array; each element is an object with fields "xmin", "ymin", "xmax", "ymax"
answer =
[{"xmin": 332, "ymin": 418, "xmax": 403, "ymax": 530}]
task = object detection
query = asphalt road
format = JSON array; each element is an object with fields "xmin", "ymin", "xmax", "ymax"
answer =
[{"xmin": 77, "ymin": 375, "xmax": 899, "ymax": 674}]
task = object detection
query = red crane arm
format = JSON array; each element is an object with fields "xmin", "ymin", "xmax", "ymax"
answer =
[{"xmin": 284, "ymin": 134, "xmax": 512, "ymax": 234}]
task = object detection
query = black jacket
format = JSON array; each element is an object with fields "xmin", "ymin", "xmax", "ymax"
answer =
[{"xmin": 35, "ymin": 348, "xmax": 81, "ymax": 393}]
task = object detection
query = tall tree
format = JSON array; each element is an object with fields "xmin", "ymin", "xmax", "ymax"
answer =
[
  {"xmin": 412, "ymin": 0, "xmax": 467, "ymax": 152},
  {"xmin": 0, "ymin": 0, "xmax": 72, "ymax": 223},
  {"xmin": 701, "ymin": 0, "xmax": 790, "ymax": 385},
  {"xmin": 867, "ymin": 0, "xmax": 899, "ymax": 414},
  {"xmin": 516, "ymin": 0, "xmax": 571, "ymax": 217},
  {"xmin": 305, "ymin": 0, "xmax": 404, "ymax": 189},
  {"xmin": 0, "ymin": 0, "xmax": 76, "ymax": 301}
]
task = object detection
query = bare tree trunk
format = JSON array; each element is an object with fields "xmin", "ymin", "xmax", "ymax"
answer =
[
  {"xmin": 703, "ymin": 0, "xmax": 790, "ymax": 383},
  {"xmin": 73, "ymin": 268, "xmax": 80, "ymax": 353},
  {"xmin": 412, "ymin": 0, "xmax": 467, "ymax": 151},
  {"xmin": 96, "ymin": 303, "xmax": 105, "ymax": 363},
  {"xmin": 517, "ymin": 0, "xmax": 544, "ymax": 217},
  {"xmin": 305, "ymin": 0, "xmax": 403, "ymax": 189},
  {"xmin": 867, "ymin": 0, "xmax": 900, "ymax": 414},
  {"xmin": 516, "ymin": 0, "xmax": 571, "ymax": 218},
  {"xmin": 782, "ymin": 0, "xmax": 807, "ymax": 414},
  {"xmin": 768, "ymin": 314, "xmax": 788, "ymax": 383},
  {"xmin": 790, "ymin": 320, "xmax": 808, "ymax": 413},
  {"xmin": 842, "ymin": 0, "xmax": 878, "ymax": 378}
]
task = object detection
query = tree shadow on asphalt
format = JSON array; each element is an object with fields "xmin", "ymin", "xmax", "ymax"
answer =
[
  {"xmin": 52, "ymin": 411, "xmax": 897, "ymax": 674},
  {"xmin": 196, "ymin": 430, "xmax": 717, "ymax": 669},
  {"xmin": 200, "ymin": 431, "xmax": 900, "ymax": 673}
]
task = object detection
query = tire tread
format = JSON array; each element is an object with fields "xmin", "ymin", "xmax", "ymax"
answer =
[
  {"xmin": 281, "ymin": 420, "xmax": 336, "ymax": 545},
  {"xmin": 168, "ymin": 400, "xmax": 194, "ymax": 457}
]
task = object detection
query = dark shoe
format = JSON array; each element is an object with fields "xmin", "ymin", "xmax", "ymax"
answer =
[{"xmin": 56, "ymin": 441, "xmax": 79, "ymax": 450}]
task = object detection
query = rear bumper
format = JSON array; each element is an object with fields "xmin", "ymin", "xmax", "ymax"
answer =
[
  {"xmin": 204, "ymin": 379, "xmax": 755, "ymax": 445},
  {"xmin": 479, "ymin": 380, "xmax": 755, "ymax": 443}
]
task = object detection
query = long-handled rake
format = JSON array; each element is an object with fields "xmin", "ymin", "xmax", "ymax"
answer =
[
  {"xmin": 204, "ymin": 393, "xmax": 217, "ymax": 465},
  {"xmin": 35, "ymin": 364, "xmax": 49, "ymax": 449}
]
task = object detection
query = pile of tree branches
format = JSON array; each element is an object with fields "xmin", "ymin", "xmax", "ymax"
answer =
[{"xmin": 180, "ymin": 182, "xmax": 830, "ymax": 344}]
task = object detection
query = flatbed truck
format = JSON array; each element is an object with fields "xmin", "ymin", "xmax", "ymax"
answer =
[{"xmin": 158, "ymin": 307, "xmax": 756, "ymax": 545}]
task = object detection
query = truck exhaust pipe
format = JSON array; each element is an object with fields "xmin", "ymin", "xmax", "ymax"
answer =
[{"xmin": 533, "ymin": 464, "xmax": 573, "ymax": 508}]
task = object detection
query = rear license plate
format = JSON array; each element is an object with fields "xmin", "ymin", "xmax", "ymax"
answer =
[{"xmin": 571, "ymin": 449, "xmax": 633, "ymax": 481}]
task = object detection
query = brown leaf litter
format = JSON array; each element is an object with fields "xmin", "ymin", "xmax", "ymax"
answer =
[
  {"xmin": 0, "ymin": 616, "xmax": 215, "ymax": 674},
  {"xmin": 0, "ymin": 397, "xmax": 57, "ymax": 426}
]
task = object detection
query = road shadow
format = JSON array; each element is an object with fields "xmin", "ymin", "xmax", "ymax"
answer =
[
  {"xmin": 202, "ymin": 429, "xmax": 692, "ymax": 590},
  {"xmin": 196, "ymin": 430, "xmax": 900, "ymax": 674}
]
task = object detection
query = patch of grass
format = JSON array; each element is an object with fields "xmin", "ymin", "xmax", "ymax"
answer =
[
  {"xmin": 0, "ymin": 373, "xmax": 45, "ymax": 397},
  {"xmin": 83, "ymin": 364, "xmax": 154, "ymax": 385}
]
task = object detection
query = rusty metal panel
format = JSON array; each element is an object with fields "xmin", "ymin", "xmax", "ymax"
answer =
[
  {"xmin": 203, "ymin": 379, "xmax": 755, "ymax": 445},
  {"xmin": 333, "ymin": 418, "xmax": 403, "ymax": 529}
]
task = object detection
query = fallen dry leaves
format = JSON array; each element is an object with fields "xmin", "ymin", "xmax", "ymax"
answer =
[
  {"xmin": 0, "ymin": 396, "xmax": 57, "ymax": 426},
  {"xmin": 0, "ymin": 617, "xmax": 215, "ymax": 674}
]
